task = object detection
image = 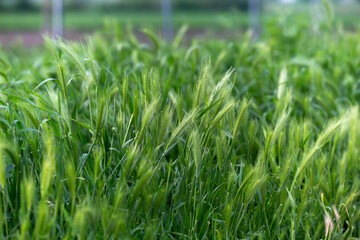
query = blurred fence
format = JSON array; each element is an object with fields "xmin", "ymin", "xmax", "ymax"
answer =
[
  {"xmin": 0, "ymin": 0, "xmax": 250, "ymax": 11},
  {"xmin": 0, "ymin": 0, "xmax": 359, "ymax": 38},
  {"xmin": 0, "ymin": 0, "xmax": 259, "ymax": 38}
]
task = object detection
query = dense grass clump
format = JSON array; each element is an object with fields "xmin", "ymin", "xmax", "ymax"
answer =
[{"xmin": 0, "ymin": 18, "xmax": 360, "ymax": 239}]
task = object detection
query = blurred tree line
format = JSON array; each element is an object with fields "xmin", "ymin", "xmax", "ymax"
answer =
[{"xmin": 0, "ymin": 0, "xmax": 249, "ymax": 11}]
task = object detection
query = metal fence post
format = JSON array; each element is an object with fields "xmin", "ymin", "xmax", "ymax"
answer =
[
  {"xmin": 161, "ymin": 0, "xmax": 174, "ymax": 41},
  {"xmin": 52, "ymin": 0, "xmax": 63, "ymax": 37},
  {"xmin": 249, "ymin": 0, "xmax": 261, "ymax": 38}
]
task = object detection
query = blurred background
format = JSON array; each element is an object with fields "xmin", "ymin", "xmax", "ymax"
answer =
[{"xmin": 0, "ymin": 0, "xmax": 359, "ymax": 46}]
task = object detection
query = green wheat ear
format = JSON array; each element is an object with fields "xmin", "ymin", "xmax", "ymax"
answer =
[
  {"xmin": 156, "ymin": 105, "xmax": 171, "ymax": 146},
  {"xmin": 95, "ymin": 97, "xmax": 106, "ymax": 137},
  {"xmin": 137, "ymin": 97, "xmax": 160, "ymax": 142},
  {"xmin": 57, "ymin": 40, "xmax": 86, "ymax": 78},
  {"xmin": 193, "ymin": 62, "xmax": 209, "ymax": 108},
  {"xmin": 0, "ymin": 144, "xmax": 5, "ymax": 189},
  {"xmin": 232, "ymin": 98, "xmax": 250, "ymax": 138},
  {"xmin": 77, "ymin": 97, "xmax": 107, "ymax": 174},
  {"xmin": 190, "ymin": 128, "xmax": 201, "ymax": 176},
  {"xmin": 56, "ymin": 55, "xmax": 67, "ymax": 99},
  {"xmin": 165, "ymin": 109, "xmax": 198, "ymax": 152},
  {"xmin": 292, "ymin": 116, "xmax": 345, "ymax": 191},
  {"xmin": 40, "ymin": 133, "xmax": 56, "ymax": 199},
  {"xmin": 87, "ymin": 40, "xmax": 98, "ymax": 86},
  {"xmin": 210, "ymin": 99, "xmax": 235, "ymax": 130}
]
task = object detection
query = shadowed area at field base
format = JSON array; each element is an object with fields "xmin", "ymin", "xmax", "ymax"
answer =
[{"xmin": 0, "ymin": 29, "xmax": 239, "ymax": 47}]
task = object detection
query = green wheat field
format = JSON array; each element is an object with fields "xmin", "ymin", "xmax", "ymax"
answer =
[{"xmin": 0, "ymin": 5, "xmax": 360, "ymax": 240}]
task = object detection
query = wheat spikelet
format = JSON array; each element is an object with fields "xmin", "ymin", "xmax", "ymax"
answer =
[
  {"xmin": 58, "ymin": 40, "xmax": 86, "ymax": 78},
  {"xmin": 56, "ymin": 55, "xmax": 67, "ymax": 99},
  {"xmin": 40, "ymin": 134, "xmax": 56, "ymax": 198},
  {"xmin": 165, "ymin": 109, "xmax": 197, "ymax": 151},
  {"xmin": 232, "ymin": 98, "xmax": 250, "ymax": 138}
]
